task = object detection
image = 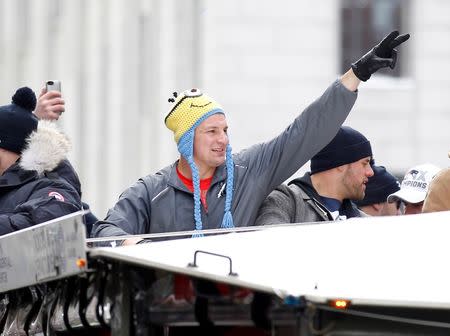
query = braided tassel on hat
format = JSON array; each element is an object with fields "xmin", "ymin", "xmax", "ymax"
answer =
[{"xmin": 221, "ymin": 145, "xmax": 234, "ymax": 229}]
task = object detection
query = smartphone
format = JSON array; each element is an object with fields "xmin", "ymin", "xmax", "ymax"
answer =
[{"xmin": 46, "ymin": 80, "xmax": 61, "ymax": 92}]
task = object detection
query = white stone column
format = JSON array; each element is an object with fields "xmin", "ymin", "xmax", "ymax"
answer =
[{"xmin": 80, "ymin": 0, "xmax": 107, "ymax": 217}]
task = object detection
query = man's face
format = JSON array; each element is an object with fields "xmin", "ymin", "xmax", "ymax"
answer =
[
  {"xmin": 0, "ymin": 148, "xmax": 20, "ymax": 176},
  {"xmin": 341, "ymin": 156, "xmax": 374, "ymax": 200},
  {"xmin": 404, "ymin": 201, "xmax": 423, "ymax": 215},
  {"xmin": 380, "ymin": 201, "xmax": 402, "ymax": 216},
  {"xmin": 193, "ymin": 114, "xmax": 229, "ymax": 171}
]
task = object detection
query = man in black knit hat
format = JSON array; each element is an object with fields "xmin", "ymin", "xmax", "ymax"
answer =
[
  {"xmin": 0, "ymin": 87, "xmax": 82, "ymax": 236},
  {"xmin": 256, "ymin": 126, "xmax": 374, "ymax": 225}
]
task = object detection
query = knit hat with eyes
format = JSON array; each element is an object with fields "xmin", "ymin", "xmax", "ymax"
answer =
[{"xmin": 165, "ymin": 89, "xmax": 234, "ymax": 235}]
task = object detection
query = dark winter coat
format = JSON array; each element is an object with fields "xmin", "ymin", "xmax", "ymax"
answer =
[
  {"xmin": 0, "ymin": 121, "xmax": 82, "ymax": 236},
  {"xmin": 53, "ymin": 159, "xmax": 98, "ymax": 235}
]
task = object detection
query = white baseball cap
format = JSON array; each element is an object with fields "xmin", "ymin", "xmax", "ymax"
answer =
[{"xmin": 387, "ymin": 163, "xmax": 441, "ymax": 204}]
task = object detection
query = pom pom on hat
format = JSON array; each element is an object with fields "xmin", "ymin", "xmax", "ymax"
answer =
[
  {"xmin": 12, "ymin": 87, "xmax": 37, "ymax": 111},
  {"xmin": 0, "ymin": 87, "xmax": 38, "ymax": 154}
]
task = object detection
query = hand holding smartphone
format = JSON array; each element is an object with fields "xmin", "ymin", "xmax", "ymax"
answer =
[
  {"xmin": 46, "ymin": 80, "xmax": 61, "ymax": 92},
  {"xmin": 34, "ymin": 80, "xmax": 64, "ymax": 120}
]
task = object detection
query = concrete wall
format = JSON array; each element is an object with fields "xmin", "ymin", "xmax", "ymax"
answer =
[{"xmin": 1, "ymin": 0, "xmax": 449, "ymax": 218}]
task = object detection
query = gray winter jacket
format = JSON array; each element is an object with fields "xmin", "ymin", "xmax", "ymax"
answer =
[
  {"xmin": 92, "ymin": 79, "xmax": 357, "ymax": 238},
  {"xmin": 255, "ymin": 173, "xmax": 366, "ymax": 226},
  {"xmin": 0, "ymin": 121, "xmax": 82, "ymax": 236}
]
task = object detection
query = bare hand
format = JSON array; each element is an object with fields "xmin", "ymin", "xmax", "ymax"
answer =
[
  {"xmin": 122, "ymin": 237, "xmax": 145, "ymax": 246},
  {"xmin": 34, "ymin": 87, "xmax": 65, "ymax": 120}
]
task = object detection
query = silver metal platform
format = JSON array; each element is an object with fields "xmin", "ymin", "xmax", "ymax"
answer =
[{"xmin": 0, "ymin": 211, "xmax": 88, "ymax": 293}]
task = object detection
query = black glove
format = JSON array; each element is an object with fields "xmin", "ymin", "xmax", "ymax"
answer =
[{"xmin": 351, "ymin": 30, "xmax": 410, "ymax": 81}]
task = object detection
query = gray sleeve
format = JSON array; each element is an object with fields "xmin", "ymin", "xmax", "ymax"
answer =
[
  {"xmin": 255, "ymin": 184, "xmax": 295, "ymax": 226},
  {"xmin": 235, "ymin": 80, "xmax": 357, "ymax": 193},
  {"xmin": 91, "ymin": 179, "xmax": 151, "ymax": 238}
]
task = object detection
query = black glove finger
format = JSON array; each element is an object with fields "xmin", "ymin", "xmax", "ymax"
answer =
[
  {"xmin": 390, "ymin": 49, "xmax": 398, "ymax": 69},
  {"xmin": 389, "ymin": 33, "xmax": 410, "ymax": 49},
  {"xmin": 377, "ymin": 30, "xmax": 399, "ymax": 50}
]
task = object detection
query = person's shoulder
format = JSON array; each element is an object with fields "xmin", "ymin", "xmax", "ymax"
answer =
[
  {"xmin": 53, "ymin": 159, "xmax": 82, "ymax": 195},
  {"xmin": 140, "ymin": 163, "xmax": 174, "ymax": 184},
  {"xmin": 25, "ymin": 172, "xmax": 81, "ymax": 205},
  {"xmin": 283, "ymin": 182, "xmax": 312, "ymax": 203},
  {"xmin": 121, "ymin": 163, "xmax": 176, "ymax": 201},
  {"xmin": 265, "ymin": 183, "xmax": 298, "ymax": 202},
  {"xmin": 36, "ymin": 171, "xmax": 77, "ymax": 190},
  {"xmin": 232, "ymin": 142, "xmax": 264, "ymax": 162}
]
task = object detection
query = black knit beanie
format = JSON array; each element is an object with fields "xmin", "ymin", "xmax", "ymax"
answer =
[
  {"xmin": 310, "ymin": 126, "xmax": 372, "ymax": 175},
  {"xmin": 354, "ymin": 165, "xmax": 400, "ymax": 207},
  {"xmin": 0, "ymin": 87, "xmax": 38, "ymax": 154}
]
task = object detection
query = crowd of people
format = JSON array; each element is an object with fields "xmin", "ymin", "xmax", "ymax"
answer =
[{"xmin": 2, "ymin": 30, "xmax": 448, "ymax": 242}]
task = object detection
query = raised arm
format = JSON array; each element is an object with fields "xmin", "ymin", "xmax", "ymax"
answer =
[{"xmin": 254, "ymin": 31, "xmax": 410, "ymax": 226}]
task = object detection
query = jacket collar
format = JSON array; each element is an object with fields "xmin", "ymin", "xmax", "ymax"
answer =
[
  {"xmin": 288, "ymin": 172, "xmax": 361, "ymax": 218},
  {"xmin": 19, "ymin": 120, "xmax": 70, "ymax": 175},
  {"xmin": 0, "ymin": 163, "xmax": 37, "ymax": 188},
  {"xmin": 166, "ymin": 162, "xmax": 189, "ymax": 192},
  {"xmin": 288, "ymin": 172, "xmax": 320, "ymax": 201},
  {"xmin": 167, "ymin": 160, "xmax": 228, "ymax": 192}
]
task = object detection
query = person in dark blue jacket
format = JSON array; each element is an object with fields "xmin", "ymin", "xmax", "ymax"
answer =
[{"xmin": 0, "ymin": 87, "xmax": 82, "ymax": 236}]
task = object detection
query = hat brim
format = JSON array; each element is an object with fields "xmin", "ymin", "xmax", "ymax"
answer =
[{"xmin": 387, "ymin": 188, "xmax": 426, "ymax": 204}]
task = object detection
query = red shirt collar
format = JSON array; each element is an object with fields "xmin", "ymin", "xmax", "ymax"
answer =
[{"xmin": 176, "ymin": 166, "xmax": 213, "ymax": 192}]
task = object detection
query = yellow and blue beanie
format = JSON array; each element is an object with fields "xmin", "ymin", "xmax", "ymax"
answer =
[{"xmin": 165, "ymin": 88, "xmax": 234, "ymax": 235}]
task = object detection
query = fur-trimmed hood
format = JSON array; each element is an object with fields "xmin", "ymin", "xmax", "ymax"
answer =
[{"xmin": 19, "ymin": 120, "xmax": 71, "ymax": 175}]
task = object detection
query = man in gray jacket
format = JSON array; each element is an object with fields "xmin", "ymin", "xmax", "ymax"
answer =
[
  {"xmin": 255, "ymin": 127, "xmax": 374, "ymax": 224},
  {"xmin": 92, "ymin": 31, "xmax": 409, "ymax": 244}
]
